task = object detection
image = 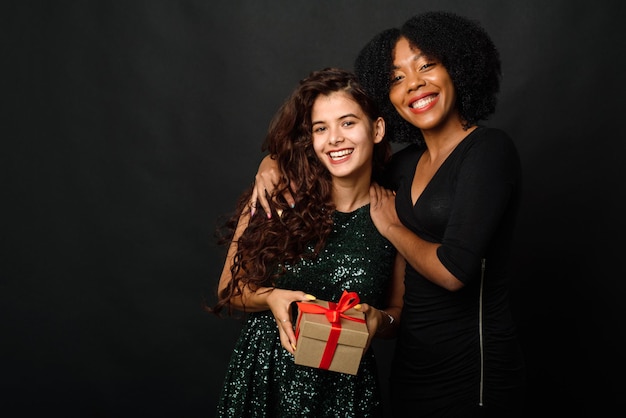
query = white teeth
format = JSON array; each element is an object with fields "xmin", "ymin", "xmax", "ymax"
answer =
[
  {"xmin": 410, "ymin": 95, "xmax": 436, "ymax": 109},
  {"xmin": 329, "ymin": 149, "xmax": 353, "ymax": 159}
]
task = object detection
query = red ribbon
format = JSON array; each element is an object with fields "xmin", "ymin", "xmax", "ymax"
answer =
[{"xmin": 295, "ymin": 290, "xmax": 365, "ymax": 370}]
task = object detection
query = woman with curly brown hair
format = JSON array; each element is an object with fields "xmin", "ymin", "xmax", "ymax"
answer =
[
  {"xmin": 253, "ymin": 12, "xmax": 526, "ymax": 418},
  {"xmin": 211, "ymin": 67, "xmax": 404, "ymax": 417}
]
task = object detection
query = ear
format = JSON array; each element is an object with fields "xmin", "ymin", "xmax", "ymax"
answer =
[{"xmin": 373, "ymin": 117, "xmax": 385, "ymax": 144}]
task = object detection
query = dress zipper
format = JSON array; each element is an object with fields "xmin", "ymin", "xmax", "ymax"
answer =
[{"xmin": 479, "ymin": 258, "xmax": 486, "ymax": 407}]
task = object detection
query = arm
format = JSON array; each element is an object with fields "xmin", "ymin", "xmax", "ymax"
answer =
[
  {"xmin": 251, "ymin": 155, "xmax": 296, "ymax": 217},
  {"xmin": 217, "ymin": 210, "xmax": 314, "ymax": 354},
  {"xmin": 369, "ymin": 183, "xmax": 463, "ymax": 291},
  {"xmin": 368, "ymin": 132, "xmax": 520, "ymax": 291}
]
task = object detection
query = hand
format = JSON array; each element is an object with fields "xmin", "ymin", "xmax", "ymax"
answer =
[
  {"xmin": 250, "ymin": 155, "xmax": 296, "ymax": 218},
  {"xmin": 266, "ymin": 288, "xmax": 316, "ymax": 354},
  {"xmin": 353, "ymin": 303, "xmax": 386, "ymax": 352},
  {"xmin": 369, "ymin": 183, "xmax": 401, "ymax": 238}
]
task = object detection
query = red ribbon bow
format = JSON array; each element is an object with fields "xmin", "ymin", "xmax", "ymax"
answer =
[{"xmin": 295, "ymin": 290, "xmax": 364, "ymax": 370}]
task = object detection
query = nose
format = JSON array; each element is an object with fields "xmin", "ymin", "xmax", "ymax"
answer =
[
  {"xmin": 406, "ymin": 71, "xmax": 423, "ymax": 91},
  {"xmin": 329, "ymin": 133, "xmax": 344, "ymax": 145}
]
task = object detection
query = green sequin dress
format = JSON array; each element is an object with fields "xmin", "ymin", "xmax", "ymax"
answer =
[{"xmin": 216, "ymin": 204, "xmax": 396, "ymax": 418}]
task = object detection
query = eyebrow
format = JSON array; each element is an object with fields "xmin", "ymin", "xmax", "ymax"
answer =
[
  {"xmin": 392, "ymin": 52, "xmax": 424, "ymax": 70},
  {"xmin": 312, "ymin": 113, "xmax": 360, "ymax": 125}
]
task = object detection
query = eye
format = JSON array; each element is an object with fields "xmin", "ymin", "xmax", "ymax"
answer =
[
  {"xmin": 313, "ymin": 126, "xmax": 326, "ymax": 134},
  {"xmin": 342, "ymin": 120, "xmax": 355, "ymax": 128},
  {"xmin": 390, "ymin": 73, "xmax": 404, "ymax": 84},
  {"xmin": 419, "ymin": 62, "xmax": 436, "ymax": 71}
]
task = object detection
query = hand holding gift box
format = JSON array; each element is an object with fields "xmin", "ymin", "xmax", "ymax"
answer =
[{"xmin": 294, "ymin": 290, "xmax": 368, "ymax": 375}]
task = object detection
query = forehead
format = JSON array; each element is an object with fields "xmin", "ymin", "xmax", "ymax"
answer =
[
  {"xmin": 393, "ymin": 37, "xmax": 422, "ymax": 63},
  {"xmin": 311, "ymin": 91, "xmax": 361, "ymax": 119}
]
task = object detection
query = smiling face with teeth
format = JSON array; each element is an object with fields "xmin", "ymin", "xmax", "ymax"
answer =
[
  {"xmin": 311, "ymin": 91, "xmax": 384, "ymax": 182},
  {"xmin": 388, "ymin": 37, "xmax": 461, "ymax": 135}
]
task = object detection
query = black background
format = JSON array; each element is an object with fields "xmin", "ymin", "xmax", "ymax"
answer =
[{"xmin": 3, "ymin": 0, "xmax": 625, "ymax": 417}]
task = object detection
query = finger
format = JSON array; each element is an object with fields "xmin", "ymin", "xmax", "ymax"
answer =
[
  {"xmin": 250, "ymin": 185, "xmax": 258, "ymax": 204},
  {"xmin": 281, "ymin": 190, "xmax": 295, "ymax": 210},
  {"xmin": 276, "ymin": 316, "xmax": 293, "ymax": 329},
  {"xmin": 289, "ymin": 179, "xmax": 299, "ymax": 194},
  {"xmin": 374, "ymin": 183, "xmax": 384, "ymax": 196},
  {"xmin": 277, "ymin": 319, "xmax": 296, "ymax": 354},
  {"xmin": 383, "ymin": 187, "xmax": 396, "ymax": 198},
  {"xmin": 369, "ymin": 184, "xmax": 381, "ymax": 208},
  {"xmin": 283, "ymin": 180, "xmax": 298, "ymax": 209},
  {"xmin": 283, "ymin": 324, "xmax": 298, "ymax": 352},
  {"xmin": 277, "ymin": 324, "xmax": 295, "ymax": 354},
  {"xmin": 249, "ymin": 184, "xmax": 259, "ymax": 217},
  {"xmin": 254, "ymin": 174, "xmax": 272, "ymax": 217},
  {"xmin": 363, "ymin": 334, "xmax": 373, "ymax": 353},
  {"xmin": 376, "ymin": 187, "xmax": 389, "ymax": 207},
  {"xmin": 354, "ymin": 302, "xmax": 368, "ymax": 312}
]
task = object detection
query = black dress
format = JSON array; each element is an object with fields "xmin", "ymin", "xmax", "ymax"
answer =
[
  {"xmin": 216, "ymin": 204, "xmax": 396, "ymax": 417},
  {"xmin": 384, "ymin": 127, "xmax": 526, "ymax": 417}
]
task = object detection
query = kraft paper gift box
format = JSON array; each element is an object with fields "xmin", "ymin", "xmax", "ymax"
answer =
[{"xmin": 294, "ymin": 290, "xmax": 368, "ymax": 375}]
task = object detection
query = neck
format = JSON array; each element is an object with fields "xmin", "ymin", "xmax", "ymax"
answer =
[
  {"xmin": 331, "ymin": 172, "xmax": 372, "ymax": 213},
  {"xmin": 422, "ymin": 122, "xmax": 477, "ymax": 161}
]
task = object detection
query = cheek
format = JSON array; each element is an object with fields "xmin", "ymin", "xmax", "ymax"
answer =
[
  {"xmin": 388, "ymin": 89, "xmax": 404, "ymax": 110},
  {"xmin": 311, "ymin": 137, "xmax": 326, "ymax": 155},
  {"xmin": 389, "ymin": 95, "xmax": 406, "ymax": 118}
]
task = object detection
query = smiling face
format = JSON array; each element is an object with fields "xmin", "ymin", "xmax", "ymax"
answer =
[
  {"xmin": 311, "ymin": 91, "xmax": 384, "ymax": 182},
  {"xmin": 389, "ymin": 37, "xmax": 461, "ymax": 133}
]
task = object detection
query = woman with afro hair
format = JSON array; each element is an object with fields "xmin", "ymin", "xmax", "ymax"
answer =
[{"xmin": 253, "ymin": 11, "xmax": 526, "ymax": 418}]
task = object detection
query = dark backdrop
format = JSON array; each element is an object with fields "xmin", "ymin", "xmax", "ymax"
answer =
[{"xmin": 3, "ymin": 0, "xmax": 625, "ymax": 417}]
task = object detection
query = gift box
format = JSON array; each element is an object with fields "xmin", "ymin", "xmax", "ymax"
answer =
[{"xmin": 294, "ymin": 290, "xmax": 368, "ymax": 375}]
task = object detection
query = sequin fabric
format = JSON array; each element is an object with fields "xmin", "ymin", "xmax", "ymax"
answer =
[{"xmin": 216, "ymin": 204, "xmax": 396, "ymax": 417}]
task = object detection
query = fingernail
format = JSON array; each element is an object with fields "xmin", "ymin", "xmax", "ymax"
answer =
[
  {"xmin": 290, "ymin": 203, "xmax": 295, "ymax": 208},
  {"xmin": 251, "ymin": 208, "xmax": 256, "ymax": 217},
  {"xmin": 291, "ymin": 343, "xmax": 297, "ymax": 350},
  {"xmin": 354, "ymin": 304, "xmax": 362, "ymax": 310},
  {"xmin": 276, "ymin": 209, "xmax": 283, "ymax": 218},
  {"xmin": 304, "ymin": 294, "xmax": 316, "ymax": 300},
  {"xmin": 267, "ymin": 212, "xmax": 271, "ymax": 219}
]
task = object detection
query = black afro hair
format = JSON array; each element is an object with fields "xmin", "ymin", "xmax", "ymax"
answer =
[{"xmin": 354, "ymin": 11, "xmax": 502, "ymax": 144}]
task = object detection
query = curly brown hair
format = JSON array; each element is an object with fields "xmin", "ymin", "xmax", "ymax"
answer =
[{"xmin": 211, "ymin": 68, "xmax": 390, "ymax": 315}]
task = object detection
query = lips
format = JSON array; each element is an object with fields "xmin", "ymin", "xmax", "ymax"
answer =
[
  {"xmin": 409, "ymin": 94, "xmax": 437, "ymax": 111},
  {"xmin": 328, "ymin": 148, "xmax": 353, "ymax": 161}
]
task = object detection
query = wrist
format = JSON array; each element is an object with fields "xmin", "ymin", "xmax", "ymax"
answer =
[
  {"xmin": 247, "ymin": 286, "xmax": 275, "ymax": 309},
  {"xmin": 377, "ymin": 309, "xmax": 395, "ymax": 334}
]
